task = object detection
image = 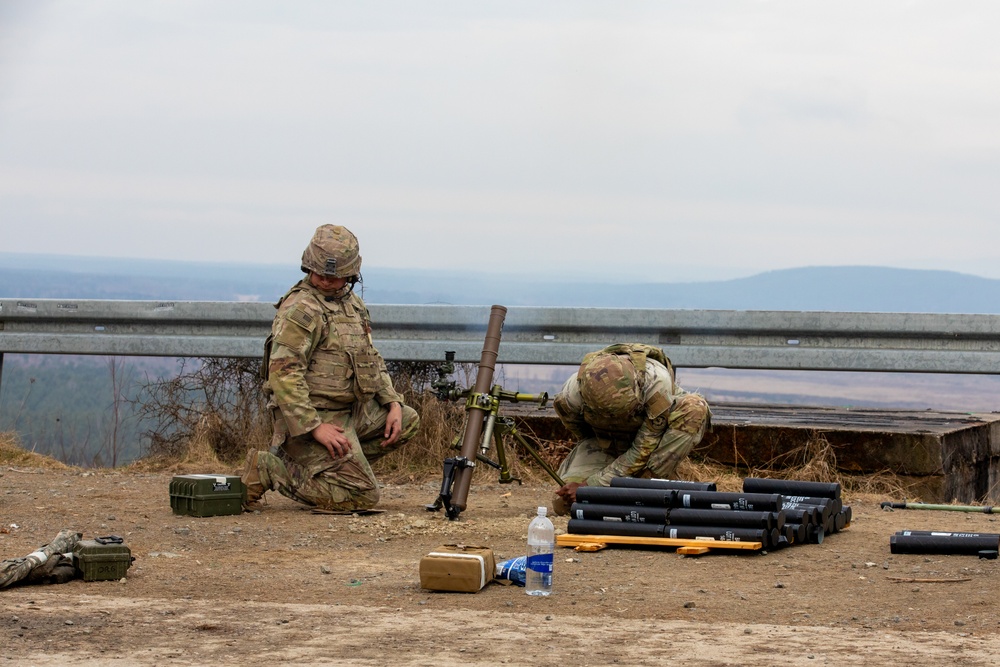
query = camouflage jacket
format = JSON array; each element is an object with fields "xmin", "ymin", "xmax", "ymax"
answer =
[
  {"xmin": 553, "ymin": 358, "xmax": 683, "ymax": 486},
  {"xmin": 264, "ymin": 280, "xmax": 403, "ymax": 437}
]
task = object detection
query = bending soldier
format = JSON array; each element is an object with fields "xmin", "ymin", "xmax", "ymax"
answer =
[
  {"xmin": 552, "ymin": 343, "xmax": 710, "ymax": 515},
  {"xmin": 241, "ymin": 224, "xmax": 420, "ymax": 512}
]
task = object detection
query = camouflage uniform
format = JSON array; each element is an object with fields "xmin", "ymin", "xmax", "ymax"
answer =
[
  {"xmin": 248, "ymin": 278, "xmax": 420, "ymax": 511},
  {"xmin": 552, "ymin": 344, "xmax": 710, "ymax": 514}
]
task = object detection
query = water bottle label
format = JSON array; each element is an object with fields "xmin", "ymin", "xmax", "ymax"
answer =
[
  {"xmin": 496, "ymin": 556, "xmax": 527, "ymax": 585},
  {"xmin": 526, "ymin": 553, "xmax": 553, "ymax": 574}
]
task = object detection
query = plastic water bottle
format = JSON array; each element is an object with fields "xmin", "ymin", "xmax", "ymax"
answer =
[{"xmin": 525, "ymin": 506, "xmax": 554, "ymax": 596}]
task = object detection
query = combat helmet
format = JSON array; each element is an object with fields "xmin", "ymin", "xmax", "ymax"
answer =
[
  {"xmin": 301, "ymin": 225, "xmax": 362, "ymax": 278},
  {"xmin": 577, "ymin": 351, "xmax": 643, "ymax": 421}
]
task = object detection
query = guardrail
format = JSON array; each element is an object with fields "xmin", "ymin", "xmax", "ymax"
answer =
[{"xmin": 3, "ymin": 299, "xmax": 1000, "ymax": 377}]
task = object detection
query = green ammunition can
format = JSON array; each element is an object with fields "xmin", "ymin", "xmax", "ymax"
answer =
[
  {"xmin": 169, "ymin": 474, "xmax": 245, "ymax": 517},
  {"xmin": 73, "ymin": 539, "xmax": 133, "ymax": 582}
]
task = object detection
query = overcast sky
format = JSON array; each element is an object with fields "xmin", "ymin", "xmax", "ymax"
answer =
[{"xmin": 1, "ymin": 1, "xmax": 998, "ymax": 282}]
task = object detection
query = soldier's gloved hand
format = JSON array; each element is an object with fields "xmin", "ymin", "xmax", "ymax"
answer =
[
  {"xmin": 312, "ymin": 422, "xmax": 351, "ymax": 459},
  {"xmin": 382, "ymin": 402, "xmax": 403, "ymax": 446}
]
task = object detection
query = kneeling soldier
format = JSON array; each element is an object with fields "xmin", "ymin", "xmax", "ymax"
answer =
[{"xmin": 552, "ymin": 343, "xmax": 710, "ymax": 515}]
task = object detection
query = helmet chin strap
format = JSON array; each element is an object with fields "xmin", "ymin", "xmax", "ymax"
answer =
[{"xmin": 320, "ymin": 275, "xmax": 361, "ymax": 302}]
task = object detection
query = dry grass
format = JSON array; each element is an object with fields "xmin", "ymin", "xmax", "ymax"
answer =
[
  {"xmin": 373, "ymin": 391, "xmax": 466, "ymax": 484},
  {"xmin": 125, "ymin": 415, "xmax": 228, "ymax": 474},
  {"xmin": 685, "ymin": 431, "xmax": 917, "ymax": 502},
  {"xmin": 113, "ymin": 357, "xmax": 923, "ymax": 502},
  {"xmin": 0, "ymin": 431, "xmax": 73, "ymax": 470},
  {"xmin": 373, "ymin": 385, "xmax": 576, "ymax": 486}
]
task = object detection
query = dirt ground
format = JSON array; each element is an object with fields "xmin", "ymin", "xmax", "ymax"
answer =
[{"xmin": 3, "ymin": 464, "xmax": 1000, "ymax": 666}]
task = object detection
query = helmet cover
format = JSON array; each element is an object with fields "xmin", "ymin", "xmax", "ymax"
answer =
[
  {"xmin": 301, "ymin": 225, "xmax": 362, "ymax": 278},
  {"xmin": 578, "ymin": 352, "xmax": 642, "ymax": 418}
]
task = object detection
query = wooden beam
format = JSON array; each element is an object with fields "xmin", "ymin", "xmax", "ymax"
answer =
[{"xmin": 557, "ymin": 533, "xmax": 762, "ymax": 552}]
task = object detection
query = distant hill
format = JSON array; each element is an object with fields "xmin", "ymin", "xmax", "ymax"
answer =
[{"xmin": 2, "ymin": 253, "xmax": 999, "ymax": 313}]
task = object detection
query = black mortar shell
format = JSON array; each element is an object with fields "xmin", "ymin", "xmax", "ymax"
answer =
[
  {"xmin": 567, "ymin": 519, "xmax": 772, "ymax": 545},
  {"xmin": 674, "ymin": 491, "xmax": 784, "ymax": 512},
  {"xmin": 783, "ymin": 496, "xmax": 840, "ymax": 514},
  {"xmin": 895, "ymin": 530, "xmax": 1000, "ymax": 539},
  {"xmin": 566, "ymin": 519, "xmax": 665, "ymax": 538},
  {"xmin": 843, "ymin": 505, "xmax": 852, "ymax": 525},
  {"xmin": 610, "ymin": 477, "xmax": 717, "ymax": 492},
  {"xmin": 806, "ymin": 524, "xmax": 825, "ymax": 544},
  {"xmin": 781, "ymin": 507, "xmax": 818, "ymax": 526},
  {"xmin": 743, "ymin": 478, "xmax": 841, "ymax": 500},
  {"xmin": 890, "ymin": 533, "xmax": 1000, "ymax": 555},
  {"xmin": 785, "ymin": 522, "xmax": 808, "ymax": 544},
  {"xmin": 569, "ymin": 503, "xmax": 778, "ymax": 530},
  {"xmin": 575, "ymin": 486, "xmax": 677, "ymax": 507},
  {"xmin": 783, "ymin": 500, "xmax": 832, "ymax": 524}
]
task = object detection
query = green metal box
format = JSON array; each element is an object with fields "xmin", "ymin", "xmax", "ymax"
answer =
[
  {"xmin": 169, "ymin": 474, "xmax": 245, "ymax": 517},
  {"xmin": 73, "ymin": 539, "xmax": 133, "ymax": 582}
]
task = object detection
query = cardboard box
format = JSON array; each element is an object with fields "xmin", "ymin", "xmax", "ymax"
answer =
[{"xmin": 419, "ymin": 545, "xmax": 495, "ymax": 593}]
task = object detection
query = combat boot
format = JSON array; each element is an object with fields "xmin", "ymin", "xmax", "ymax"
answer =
[{"xmin": 241, "ymin": 449, "xmax": 267, "ymax": 511}]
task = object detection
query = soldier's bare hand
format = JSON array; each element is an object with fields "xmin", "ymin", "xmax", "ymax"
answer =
[
  {"xmin": 382, "ymin": 402, "xmax": 403, "ymax": 446},
  {"xmin": 313, "ymin": 422, "xmax": 351, "ymax": 459},
  {"xmin": 555, "ymin": 481, "xmax": 585, "ymax": 504}
]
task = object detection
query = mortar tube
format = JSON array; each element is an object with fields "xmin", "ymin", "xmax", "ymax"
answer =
[
  {"xmin": 610, "ymin": 477, "xmax": 717, "ymax": 492},
  {"xmin": 743, "ymin": 478, "xmax": 841, "ymax": 500},
  {"xmin": 450, "ymin": 305, "xmax": 506, "ymax": 514}
]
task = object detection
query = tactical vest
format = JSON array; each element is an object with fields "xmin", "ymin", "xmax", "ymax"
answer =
[
  {"xmin": 577, "ymin": 343, "xmax": 675, "ymax": 441},
  {"xmin": 263, "ymin": 283, "xmax": 382, "ymax": 406}
]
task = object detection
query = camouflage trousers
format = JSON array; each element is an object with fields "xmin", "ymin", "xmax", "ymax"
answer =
[
  {"xmin": 553, "ymin": 393, "xmax": 710, "ymax": 514},
  {"xmin": 253, "ymin": 398, "xmax": 420, "ymax": 511}
]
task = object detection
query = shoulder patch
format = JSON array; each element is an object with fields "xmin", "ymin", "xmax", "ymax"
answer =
[
  {"xmin": 646, "ymin": 392, "xmax": 672, "ymax": 420},
  {"xmin": 286, "ymin": 305, "xmax": 317, "ymax": 332}
]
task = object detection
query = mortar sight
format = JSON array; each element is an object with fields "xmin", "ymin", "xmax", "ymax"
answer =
[{"xmin": 431, "ymin": 350, "xmax": 463, "ymax": 401}]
